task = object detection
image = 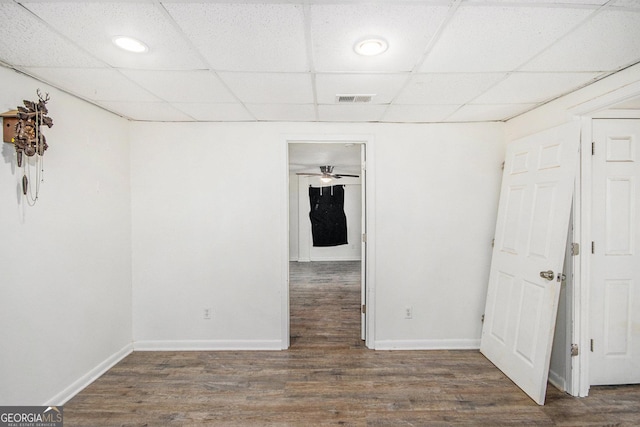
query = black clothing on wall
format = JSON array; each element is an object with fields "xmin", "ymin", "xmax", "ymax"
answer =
[{"xmin": 308, "ymin": 185, "xmax": 348, "ymax": 247}]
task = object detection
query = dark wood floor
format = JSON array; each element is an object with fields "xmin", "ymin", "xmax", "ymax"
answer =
[{"xmin": 64, "ymin": 261, "xmax": 640, "ymax": 426}]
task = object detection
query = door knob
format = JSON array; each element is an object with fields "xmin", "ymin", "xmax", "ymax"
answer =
[{"xmin": 540, "ymin": 270, "xmax": 554, "ymax": 281}]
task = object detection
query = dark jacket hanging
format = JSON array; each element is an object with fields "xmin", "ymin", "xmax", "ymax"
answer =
[{"xmin": 309, "ymin": 185, "xmax": 348, "ymax": 247}]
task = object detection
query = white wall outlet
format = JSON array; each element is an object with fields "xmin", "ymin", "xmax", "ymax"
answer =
[
  {"xmin": 404, "ymin": 306, "xmax": 413, "ymax": 319},
  {"xmin": 203, "ymin": 308, "xmax": 212, "ymax": 320}
]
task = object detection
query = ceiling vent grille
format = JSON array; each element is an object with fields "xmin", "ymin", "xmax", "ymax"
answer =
[{"xmin": 336, "ymin": 94, "xmax": 374, "ymax": 103}]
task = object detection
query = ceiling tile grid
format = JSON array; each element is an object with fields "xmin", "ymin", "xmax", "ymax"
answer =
[
  {"xmin": 1, "ymin": 0, "xmax": 639, "ymax": 123},
  {"xmin": 473, "ymin": 72, "xmax": 602, "ymax": 104},
  {"xmin": 245, "ymin": 103, "xmax": 317, "ymax": 122},
  {"xmin": 217, "ymin": 72, "xmax": 315, "ymax": 104},
  {"xmin": 309, "ymin": 3, "xmax": 451, "ymax": 73},
  {"xmin": 163, "ymin": 2, "xmax": 309, "ymax": 72},
  {"xmin": 171, "ymin": 102, "xmax": 255, "ymax": 122},
  {"xmin": 521, "ymin": 8, "xmax": 640, "ymax": 72},
  {"xmin": 119, "ymin": 70, "xmax": 238, "ymax": 104},
  {"xmin": 315, "ymin": 73, "xmax": 410, "ymax": 105},
  {"xmin": 97, "ymin": 101, "xmax": 194, "ymax": 122},
  {"xmin": 418, "ymin": 4, "xmax": 595, "ymax": 73},
  {"xmin": 22, "ymin": 2, "xmax": 207, "ymax": 70},
  {"xmin": 0, "ymin": 2, "xmax": 104, "ymax": 68},
  {"xmin": 23, "ymin": 67, "xmax": 161, "ymax": 103},
  {"xmin": 394, "ymin": 73, "xmax": 507, "ymax": 105}
]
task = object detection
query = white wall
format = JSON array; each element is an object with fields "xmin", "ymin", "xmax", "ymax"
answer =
[
  {"xmin": 372, "ymin": 124, "xmax": 505, "ymax": 348},
  {"xmin": 0, "ymin": 67, "xmax": 132, "ymax": 404},
  {"xmin": 130, "ymin": 121, "xmax": 505, "ymax": 350}
]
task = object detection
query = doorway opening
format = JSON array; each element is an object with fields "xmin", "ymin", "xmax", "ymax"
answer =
[
  {"xmin": 567, "ymin": 88, "xmax": 640, "ymax": 397},
  {"xmin": 285, "ymin": 139, "xmax": 371, "ymax": 349}
]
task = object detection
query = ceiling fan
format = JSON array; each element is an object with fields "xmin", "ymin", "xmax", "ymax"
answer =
[{"xmin": 296, "ymin": 165, "xmax": 359, "ymax": 183}]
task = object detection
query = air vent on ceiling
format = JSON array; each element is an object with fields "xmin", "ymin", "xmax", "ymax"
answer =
[{"xmin": 336, "ymin": 94, "xmax": 375, "ymax": 103}]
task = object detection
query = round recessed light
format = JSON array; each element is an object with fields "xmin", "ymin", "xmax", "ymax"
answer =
[
  {"xmin": 354, "ymin": 38, "xmax": 388, "ymax": 56},
  {"xmin": 112, "ymin": 36, "xmax": 149, "ymax": 53}
]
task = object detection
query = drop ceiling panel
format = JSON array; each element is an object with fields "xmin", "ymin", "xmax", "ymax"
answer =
[
  {"xmin": 0, "ymin": 3, "xmax": 103, "ymax": 67},
  {"xmin": 310, "ymin": 3, "xmax": 449, "ymax": 72},
  {"xmin": 382, "ymin": 104, "xmax": 460, "ymax": 123},
  {"xmin": 447, "ymin": 103, "xmax": 537, "ymax": 122},
  {"xmin": 420, "ymin": 5, "xmax": 594, "ymax": 72},
  {"xmin": 119, "ymin": 70, "xmax": 237, "ymax": 103},
  {"xmin": 3, "ymin": 0, "xmax": 640, "ymax": 124},
  {"xmin": 613, "ymin": 0, "xmax": 640, "ymax": 8},
  {"xmin": 98, "ymin": 101, "xmax": 193, "ymax": 121},
  {"xmin": 23, "ymin": 2, "xmax": 206, "ymax": 70},
  {"xmin": 218, "ymin": 72, "xmax": 314, "ymax": 104},
  {"xmin": 245, "ymin": 104, "xmax": 317, "ymax": 122},
  {"xmin": 522, "ymin": 9, "xmax": 640, "ymax": 72},
  {"xmin": 473, "ymin": 72, "xmax": 600, "ymax": 104},
  {"xmin": 24, "ymin": 68, "xmax": 159, "ymax": 102},
  {"xmin": 315, "ymin": 73, "xmax": 409, "ymax": 104},
  {"xmin": 164, "ymin": 3, "xmax": 308, "ymax": 72},
  {"xmin": 171, "ymin": 103, "xmax": 255, "ymax": 122},
  {"xmin": 395, "ymin": 73, "xmax": 506, "ymax": 105},
  {"xmin": 465, "ymin": 0, "xmax": 607, "ymax": 3},
  {"xmin": 318, "ymin": 104, "xmax": 388, "ymax": 122}
]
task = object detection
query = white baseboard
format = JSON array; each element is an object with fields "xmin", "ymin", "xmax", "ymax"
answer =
[
  {"xmin": 374, "ymin": 339, "xmax": 480, "ymax": 350},
  {"xmin": 46, "ymin": 343, "xmax": 133, "ymax": 406},
  {"xmin": 548, "ymin": 369, "xmax": 567, "ymax": 392},
  {"xmin": 133, "ymin": 339, "xmax": 283, "ymax": 351}
]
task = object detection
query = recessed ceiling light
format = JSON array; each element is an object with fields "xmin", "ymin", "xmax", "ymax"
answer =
[
  {"xmin": 354, "ymin": 38, "xmax": 388, "ymax": 56},
  {"xmin": 112, "ymin": 36, "xmax": 148, "ymax": 53}
]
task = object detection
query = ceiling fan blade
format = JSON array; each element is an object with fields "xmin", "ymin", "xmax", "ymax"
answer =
[
  {"xmin": 296, "ymin": 173, "xmax": 323, "ymax": 176},
  {"xmin": 335, "ymin": 174, "xmax": 360, "ymax": 178}
]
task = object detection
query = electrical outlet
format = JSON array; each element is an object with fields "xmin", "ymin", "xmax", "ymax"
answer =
[
  {"xmin": 404, "ymin": 306, "xmax": 413, "ymax": 319},
  {"xmin": 203, "ymin": 308, "xmax": 212, "ymax": 320}
]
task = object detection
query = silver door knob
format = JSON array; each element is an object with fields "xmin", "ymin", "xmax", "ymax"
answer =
[{"xmin": 540, "ymin": 270, "xmax": 554, "ymax": 281}]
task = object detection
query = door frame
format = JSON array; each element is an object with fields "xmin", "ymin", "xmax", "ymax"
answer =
[
  {"xmin": 282, "ymin": 134, "xmax": 376, "ymax": 349},
  {"xmin": 568, "ymin": 82, "xmax": 640, "ymax": 397}
]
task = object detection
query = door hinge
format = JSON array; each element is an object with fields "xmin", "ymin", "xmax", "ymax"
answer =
[
  {"xmin": 591, "ymin": 339, "xmax": 594, "ymax": 352},
  {"xmin": 571, "ymin": 344, "xmax": 579, "ymax": 357},
  {"xmin": 591, "ymin": 241, "xmax": 595, "ymax": 254},
  {"xmin": 491, "ymin": 238, "xmax": 495, "ymax": 248},
  {"xmin": 592, "ymin": 141, "xmax": 595, "ymax": 155},
  {"xmin": 481, "ymin": 314, "xmax": 485, "ymax": 323},
  {"xmin": 362, "ymin": 233, "xmax": 367, "ymax": 243},
  {"xmin": 361, "ymin": 304, "xmax": 366, "ymax": 314},
  {"xmin": 571, "ymin": 243, "xmax": 579, "ymax": 256}
]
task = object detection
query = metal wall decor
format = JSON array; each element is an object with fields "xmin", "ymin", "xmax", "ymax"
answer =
[{"xmin": 13, "ymin": 89, "xmax": 53, "ymax": 204}]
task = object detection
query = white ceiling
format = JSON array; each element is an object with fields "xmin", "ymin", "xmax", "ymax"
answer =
[
  {"xmin": 1, "ymin": 0, "xmax": 640, "ymax": 123},
  {"xmin": 289, "ymin": 142, "xmax": 362, "ymax": 174}
]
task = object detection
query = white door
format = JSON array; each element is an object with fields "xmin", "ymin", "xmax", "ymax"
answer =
[
  {"xmin": 361, "ymin": 144, "xmax": 367, "ymax": 341},
  {"xmin": 590, "ymin": 119, "xmax": 640, "ymax": 386},
  {"xmin": 480, "ymin": 122, "xmax": 580, "ymax": 405}
]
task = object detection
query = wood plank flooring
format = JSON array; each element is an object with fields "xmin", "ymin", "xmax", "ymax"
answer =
[{"xmin": 64, "ymin": 261, "xmax": 640, "ymax": 426}]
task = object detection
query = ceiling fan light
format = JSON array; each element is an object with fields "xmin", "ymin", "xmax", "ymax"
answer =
[
  {"xmin": 320, "ymin": 176, "xmax": 332, "ymax": 183},
  {"xmin": 112, "ymin": 36, "xmax": 148, "ymax": 53},
  {"xmin": 354, "ymin": 38, "xmax": 388, "ymax": 56}
]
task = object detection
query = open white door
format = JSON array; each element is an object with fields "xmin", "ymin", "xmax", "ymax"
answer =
[
  {"xmin": 361, "ymin": 143, "xmax": 367, "ymax": 341},
  {"xmin": 480, "ymin": 122, "xmax": 580, "ymax": 405}
]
